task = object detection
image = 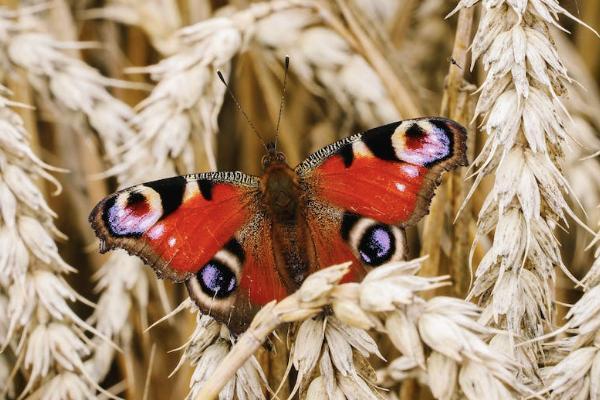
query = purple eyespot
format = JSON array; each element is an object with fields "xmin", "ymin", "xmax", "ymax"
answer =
[
  {"xmin": 104, "ymin": 192, "xmax": 160, "ymax": 237},
  {"xmin": 197, "ymin": 261, "xmax": 237, "ymax": 298},
  {"xmin": 399, "ymin": 124, "xmax": 451, "ymax": 166},
  {"xmin": 358, "ymin": 225, "xmax": 395, "ymax": 266}
]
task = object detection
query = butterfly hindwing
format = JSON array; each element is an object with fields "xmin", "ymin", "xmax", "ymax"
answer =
[
  {"xmin": 298, "ymin": 117, "xmax": 467, "ymax": 226},
  {"xmin": 185, "ymin": 215, "xmax": 288, "ymax": 332},
  {"xmin": 305, "ymin": 203, "xmax": 408, "ymax": 276}
]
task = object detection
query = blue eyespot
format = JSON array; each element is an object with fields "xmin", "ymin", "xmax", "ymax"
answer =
[
  {"xmin": 198, "ymin": 261, "xmax": 237, "ymax": 298},
  {"xmin": 358, "ymin": 225, "xmax": 395, "ymax": 266}
]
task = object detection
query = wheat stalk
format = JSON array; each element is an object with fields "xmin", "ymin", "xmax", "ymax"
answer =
[
  {"xmin": 193, "ymin": 258, "xmax": 526, "ymax": 399},
  {"xmin": 0, "ymin": 7, "xmax": 161, "ymax": 392},
  {"xmin": 451, "ymin": 0, "xmax": 599, "ymax": 385},
  {"xmin": 0, "ymin": 85, "xmax": 114, "ymax": 398}
]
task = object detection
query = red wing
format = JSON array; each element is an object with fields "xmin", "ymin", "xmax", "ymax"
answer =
[
  {"xmin": 89, "ymin": 172, "xmax": 259, "ymax": 281},
  {"xmin": 305, "ymin": 203, "xmax": 408, "ymax": 276},
  {"xmin": 297, "ymin": 117, "xmax": 467, "ymax": 226},
  {"xmin": 304, "ymin": 205, "xmax": 366, "ymax": 283},
  {"xmin": 89, "ymin": 171, "xmax": 288, "ymax": 332},
  {"xmin": 185, "ymin": 213, "xmax": 288, "ymax": 333}
]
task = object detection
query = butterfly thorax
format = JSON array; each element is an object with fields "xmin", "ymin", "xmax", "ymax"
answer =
[
  {"xmin": 261, "ymin": 160, "xmax": 299, "ymax": 224},
  {"xmin": 260, "ymin": 160, "xmax": 314, "ymax": 288}
]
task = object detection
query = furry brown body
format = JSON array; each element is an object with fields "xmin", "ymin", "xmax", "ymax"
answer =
[{"xmin": 261, "ymin": 156, "xmax": 315, "ymax": 291}]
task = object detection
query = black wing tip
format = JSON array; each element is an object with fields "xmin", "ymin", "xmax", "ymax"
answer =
[
  {"xmin": 445, "ymin": 119, "xmax": 469, "ymax": 167},
  {"xmin": 88, "ymin": 196, "xmax": 123, "ymax": 257},
  {"xmin": 90, "ymin": 205, "xmax": 192, "ymax": 282},
  {"xmin": 372, "ymin": 116, "xmax": 469, "ymax": 167},
  {"xmin": 399, "ymin": 117, "xmax": 469, "ymax": 226},
  {"xmin": 88, "ymin": 190, "xmax": 194, "ymax": 283}
]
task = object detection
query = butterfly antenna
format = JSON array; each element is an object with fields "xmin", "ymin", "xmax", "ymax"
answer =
[
  {"xmin": 274, "ymin": 56, "xmax": 290, "ymax": 150},
  {"xmin": 217, "ymin": 70, "xmax": 268, "ymax": 151}
]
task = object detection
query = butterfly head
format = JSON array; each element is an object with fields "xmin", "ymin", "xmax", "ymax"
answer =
[{"xmin": 262, "ymin": 142, "xmax": 286, "ymax": 169}]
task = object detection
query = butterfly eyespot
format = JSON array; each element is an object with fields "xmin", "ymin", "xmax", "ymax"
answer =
[
  {"xmin": 358, "ymin": 224, "xmax": 395, "ymax": 266},
  {"xmin": 103, "ymin": 188, "xmax": 163, "ymax": 237},
  {"xmin": 197, "ymin": 260, "xmax": 237, "ymax": 298}
]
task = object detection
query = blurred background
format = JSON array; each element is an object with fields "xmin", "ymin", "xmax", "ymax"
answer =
[{"xmin": 1, "ymin": 0, "xmax": 599, "ymax": 399}]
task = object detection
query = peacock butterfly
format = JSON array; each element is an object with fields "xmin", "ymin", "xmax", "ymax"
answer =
[{"xmin": 89, "ymin": 67, "xmax": 467, "ymax": 333}]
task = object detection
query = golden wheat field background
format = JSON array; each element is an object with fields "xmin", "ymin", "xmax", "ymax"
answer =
[{"xmin": 1, "ymin": 0, "xmax": 600, "ymax": 399}]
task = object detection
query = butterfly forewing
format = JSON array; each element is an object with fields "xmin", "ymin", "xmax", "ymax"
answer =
[
  {"xmin": 90, "ymin": 172, "xmax": 257, "ymax": 280},
  {"xmin": 298, "ymin": 117, "xmax": 467, "ymax": 226}
]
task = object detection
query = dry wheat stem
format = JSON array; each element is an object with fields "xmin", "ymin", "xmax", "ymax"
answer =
[
  {"xmin": 420, "ymin": 5, "xmax": 475, "ymax": 295},
  {"xmin": 452, "ymin": 0, "xmax": 598, "ymax": 383},
  {"xmin": 194, "ymin": 258, "xmax": 526, "ymax": 400},
  {"xmin": 0, "ymin": 85, "xmax": 114, "ymax": 398}
]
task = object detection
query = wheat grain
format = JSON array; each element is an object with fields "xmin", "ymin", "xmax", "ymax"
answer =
[
  {"xmin": 2, "ymin": 10, "xmax": 136, "ymax": 163},
  {"xmin": 183, "ymin": 314, "xmax": 267, "ymax": 400},
  {"xmin": 254, "ymin": 4, "xmax": 402, "ymax": 126},
  {"xmin": 540, "ymin": 280, "xmax": 600, "ymax": 398}
]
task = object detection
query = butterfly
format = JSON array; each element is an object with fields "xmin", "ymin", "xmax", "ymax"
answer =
[{"xmin": 89, "ymin": 115, "xmax": 467, "ymax": 333}]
